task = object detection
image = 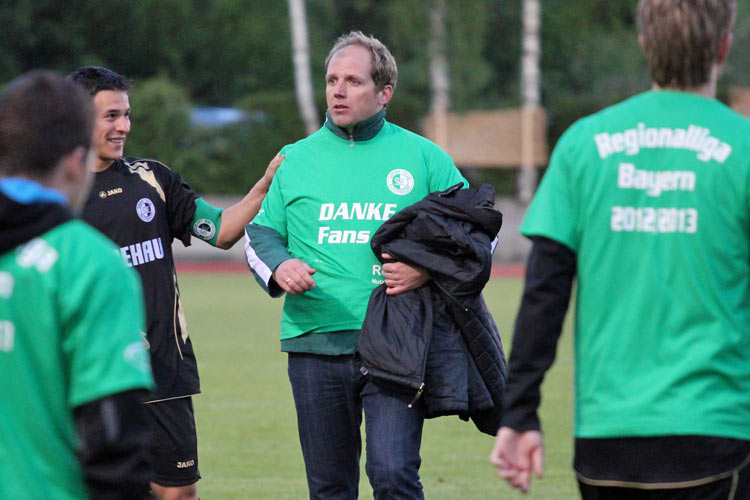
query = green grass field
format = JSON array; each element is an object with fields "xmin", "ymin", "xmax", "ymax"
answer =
[{"xmin": 180, "ymin": 272, "xmax": 577, "ymax": 499}]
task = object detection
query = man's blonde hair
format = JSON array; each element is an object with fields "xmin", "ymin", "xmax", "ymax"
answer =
[
  {"xmin": 637, "ymin": 0, "xmax": 736, "ymax": 88},
  {"xmin": 325, "ymin": 31, "xmax": 398, "ymax": 91}
]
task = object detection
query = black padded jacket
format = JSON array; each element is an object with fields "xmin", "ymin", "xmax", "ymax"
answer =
[{"xmin": 357, "ymin": 183, "xmax": 507, "ymax": 435}]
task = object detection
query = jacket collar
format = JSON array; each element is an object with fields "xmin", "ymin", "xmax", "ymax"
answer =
[
  {"xmin": 0, "ymin": 178, "xmax": 72, "ymax": 254},
  {"xmin": 324, "ymin": 108, "xmax": 386, "ymax": 141}
]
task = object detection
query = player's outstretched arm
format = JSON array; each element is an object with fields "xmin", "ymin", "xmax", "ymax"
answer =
[
  {"xmin": 490, "ymin": 427, "xmax": 544, "ymax": 493},
  {"xmin": 215, "ymin": 152, "xmax": 284, "ymax": 249}
]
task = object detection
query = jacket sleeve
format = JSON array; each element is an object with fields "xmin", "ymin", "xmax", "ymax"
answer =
[
  {"xmin": 74, "ymin": 389, "xmax": 152, "ymax": 500},
  {"xmin": 500, "ymin": 236, "xmax": 576, "ymax": 431},
  {"xmin": 244, "ymin": 222, "xmax": 291, "ymax": 297}
]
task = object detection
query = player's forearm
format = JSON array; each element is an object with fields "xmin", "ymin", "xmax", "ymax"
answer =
[
  {"xmin": 215, "ymin": 156, "xmax": 280, "ymax": 248},
  {"xmin": 215, "ymin": 191, "xmax": 264, "ymax": 248},
  {"xmin": 501, "ymin": 236, "xmax": 576, "ymax": 431}
]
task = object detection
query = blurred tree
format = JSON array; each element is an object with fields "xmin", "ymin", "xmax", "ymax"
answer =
[
  {"xmin": 126, "ymin": 75, "xmax": 192, "ymax": 170},
  {"xmin": 1, "ymin": 0, "xmax": 749, "ymax": 196},
  {"xmin": 288, "ymin": 0, "xmax": 319, "ymax": 135}
]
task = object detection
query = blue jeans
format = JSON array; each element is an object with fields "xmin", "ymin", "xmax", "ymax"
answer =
[{"xmin": 287, "ymin": 352, "xmax": 426, "ymax": 500}]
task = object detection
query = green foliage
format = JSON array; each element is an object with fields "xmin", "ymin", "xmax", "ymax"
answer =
[
  {"xmin": 126, "ymin": 76, "xmax": 192, "ymax": 167},
  {"xmin": 2, "ymin": 0, "xmax": 750, "ymax": 194}
]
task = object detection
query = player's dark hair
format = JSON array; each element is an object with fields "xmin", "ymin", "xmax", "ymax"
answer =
[
  {"xmin": 638, "ymin": 0, "xmax": 736, "ymax": 88},
  {"xmin": 0, "ymin": 70, "xmax": 93, "ymax": 178},
  {"xmin": 69, "ymin": 66, "xmax": 131, "ymax": 96}
]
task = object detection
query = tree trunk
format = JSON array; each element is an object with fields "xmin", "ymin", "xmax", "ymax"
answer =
[
  {"xmin": 518, "ymin": 0, "xmax": 541, "ymax": 204},
  {"xmin": 288, "ymin": 0, "xmax": 319, "ymax": 135},
  {"xmin": 429, "ymin": 0, "xmax": 450, "ymax": 150}
]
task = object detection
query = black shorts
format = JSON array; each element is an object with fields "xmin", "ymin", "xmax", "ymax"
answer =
[
  {"xmin": 578, "ymin": 453, "xmax": 750, "ymax": 500},
  {"xmin": 145, "ymin": 396, "xmax": 201, "ymax": 487}
]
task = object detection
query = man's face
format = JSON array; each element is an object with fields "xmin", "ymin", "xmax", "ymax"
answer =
[
  {"xmin": 91, "ymin": 90, "xmax": 130, "ymax": 170},
  {"xmin": 325, "ymin": 44, "xmax": 392, "ymax": 130}
]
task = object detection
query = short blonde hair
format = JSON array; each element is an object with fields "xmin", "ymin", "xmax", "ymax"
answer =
[
  {"xmin": 325, "ymin": 31, "xmax": 398, "ymax": 91},
  {"xmin": 637, "ymin": 0, "xmax": 736, "ymax": 88}
]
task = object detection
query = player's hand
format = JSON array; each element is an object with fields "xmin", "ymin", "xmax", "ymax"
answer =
[
  {"xmin": 381, "ymin": 253, "xmax": 429, "ymax": 295},
  {"xmin": 490, "ymin": 427, "xmax": 544, "ymax": 493},
  {"xmin": 261, "ymin": 152, "xmax": 285, "ymax": 187},
  {"xmin": 274, "ymin": 258, "xmax": 316, "ymax": 295}
]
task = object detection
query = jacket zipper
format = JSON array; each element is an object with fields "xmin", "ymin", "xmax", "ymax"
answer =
[
  {"xmin": 408, "ymin": 382, "xmax": 425, "ymax": 408},
  {"xmin": 349, "ymin": 132, "xmax": 355, "ymax": 147}
]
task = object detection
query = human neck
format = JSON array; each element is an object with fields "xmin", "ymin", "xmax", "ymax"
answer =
[
  {"xmin": 652, "ymin": 66, "xmax": 719, "ymax": 99},
  {"xmin": 93, "ymin": 158, "xmax": 115, "ymax": 172}
]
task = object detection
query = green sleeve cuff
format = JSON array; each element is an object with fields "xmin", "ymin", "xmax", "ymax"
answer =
[{"xmin": 191, "ymin": 197, "xmax": 223, "ymax": 246}]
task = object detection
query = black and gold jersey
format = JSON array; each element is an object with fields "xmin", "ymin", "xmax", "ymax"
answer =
[{"xmin": 83, "ymin": 157, "xmax": 200, "ymax": 401}]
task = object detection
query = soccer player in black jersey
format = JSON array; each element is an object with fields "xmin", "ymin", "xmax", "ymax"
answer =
[{"xmin": 71, "ymin": 66, "xmax": 282, "ymax": 500}]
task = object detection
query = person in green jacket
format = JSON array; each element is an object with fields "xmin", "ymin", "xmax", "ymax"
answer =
[
  {"xmin": 491, "ymin": 1, "xmax": 750, "ymax": 498},
  {"xmin": 245, "ymin": 31, "xmax": 467, "ymax": 500},
  {"xmin": 0, "ymin": 70, "xmax": 154, "ymax": 499}
]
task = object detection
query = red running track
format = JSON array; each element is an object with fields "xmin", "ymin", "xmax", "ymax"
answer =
[{"xmin": 175, "ymin": 261, "xmax": 525, "ymax": 278}]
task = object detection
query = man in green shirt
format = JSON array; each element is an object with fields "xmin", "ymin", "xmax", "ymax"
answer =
[
  {"xmin": 246, "ymin": 31, "xmax": 467, "ymax": 499},
  {"xmin": 0, "ymin": 71, "xmax": 154, "ymax": 499},
  {"xmin": 491, "ymin": 1, "xmax": 750, "ymax": 498}
]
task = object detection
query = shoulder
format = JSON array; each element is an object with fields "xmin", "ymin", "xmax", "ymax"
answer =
[
  {"xmin": 47, "ymin": 220, "xmax": 123, "ymax": 264},
  {"xmin": 121, "ymin": 156, "xmax": 178, "ymax": 177},
  {"xmin": 39, "ymin": 221, "xmax": 137, "ymax": 285},
  {"xmin": 280, "ymin": 127, "xmax": 329, "ymax": 154},
  {"xmin": 380, "ymin": 121, "xmax": 453, "ymax": 159},
  {"xmin": 121, "ymin": 156, "xmax": 195, "ymax": 201}
]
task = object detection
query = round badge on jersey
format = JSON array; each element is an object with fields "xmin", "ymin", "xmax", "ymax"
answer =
[
  {"xmin": 386, "ymin": 169, "xmax": 415, "ymax": 195},
  {"xmin": 136, "ymin": 198, "xmax": 156, "ymax": 222},
  {"xmin": 193, "ymin": 218, "xmax": 216, "ymax": 240}
]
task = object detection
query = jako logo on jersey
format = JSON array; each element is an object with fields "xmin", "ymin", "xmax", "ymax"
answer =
[
  {"xmin": 99, "ymin": 187, "xmax": 123, "ymax": 199},
  {"xmin": 193, "ymin": 218, "xmax": 216, "ymax": 240},
  {"xmin": 136, "ymin": 198, "xmax": 156, "ymax": 222},
  {"xmin": 386, "ymin": 169, "xmax": 414, "ymax": 195},
  {"xmin": 120, "ymin": 237, "xmax": 164, "ymax": 267},
  {"xmin": 176, "ymin": 460, "xmax": 195, "ymax": 469}
]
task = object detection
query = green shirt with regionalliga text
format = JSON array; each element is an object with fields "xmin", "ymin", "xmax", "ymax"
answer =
[{"xmin": 522, "ymin": 90, "xmax": 750, "ymax": 440}]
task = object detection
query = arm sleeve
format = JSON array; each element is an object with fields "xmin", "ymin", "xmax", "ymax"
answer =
[
  {"xmin": 500, "ymin": 236, "xmax": 576, "ymax": 431},
  {"xmin": 161, "ymin": 164, "xmax": 199, "ymax": 247},
  {"xmin": 520, "ymin": 129, "xmax": 579, "ymax": 250},
  {"xmin": 190, "ymin": 197, "xmax": 223, "ymax": 246},
  {"xmin": 73, "ymin": 389, "xmax": 152, "ymax": 500},
  {"xmin": 427, "ymin": 143, "xmax": 469, "ymax": 192},
  {"xmin": 244, "ymin": 223, "xmax": 291, "ymax": 297}
]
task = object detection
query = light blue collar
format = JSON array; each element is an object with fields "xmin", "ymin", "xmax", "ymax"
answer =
[{"xmin": 0, "ymin": 177, "xmax": 67, "ymax": 205}]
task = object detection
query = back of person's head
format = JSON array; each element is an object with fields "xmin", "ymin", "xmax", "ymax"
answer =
[
  {"xmin": 638, "ymin": 0, "xmax": 736, "ymax": 88},
  {"xmin": 68, "ymin": 65, "xmax": 130, "ymax": 97},
  {"xmin": 325, "ymin": 31, "xmax": 398, "ymax": 91},
  {"xmin": 0, "ymin": 70, "xmax": 93, "ymax": 178}
]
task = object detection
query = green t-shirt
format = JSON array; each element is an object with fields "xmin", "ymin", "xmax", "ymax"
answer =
[
  {"xmin": 252, "ymin": 120, "xmax": 467, "ymax": 341},
  {"xmin": 522, "ymin": 90, "xmax": 750, "ymax": 440},
  {"xmin": 0, "ymin": 220, "xmax": 153, "ymax": 500}
]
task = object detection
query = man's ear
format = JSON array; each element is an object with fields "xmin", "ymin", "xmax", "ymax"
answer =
[
  {"xmin": 379, "ymin": 85, "xmax": 394, "ymax": 107},
  {"xmin": 58, "ymin": 146, "xmax": 94, "ymax": 209},
  {"xmin": 717, "ymin": 32, "xmax": 733, "ymax": 66},
  {"xmin": 61, "ymin": 146, "xmax": 89, "ymax": 184}
]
